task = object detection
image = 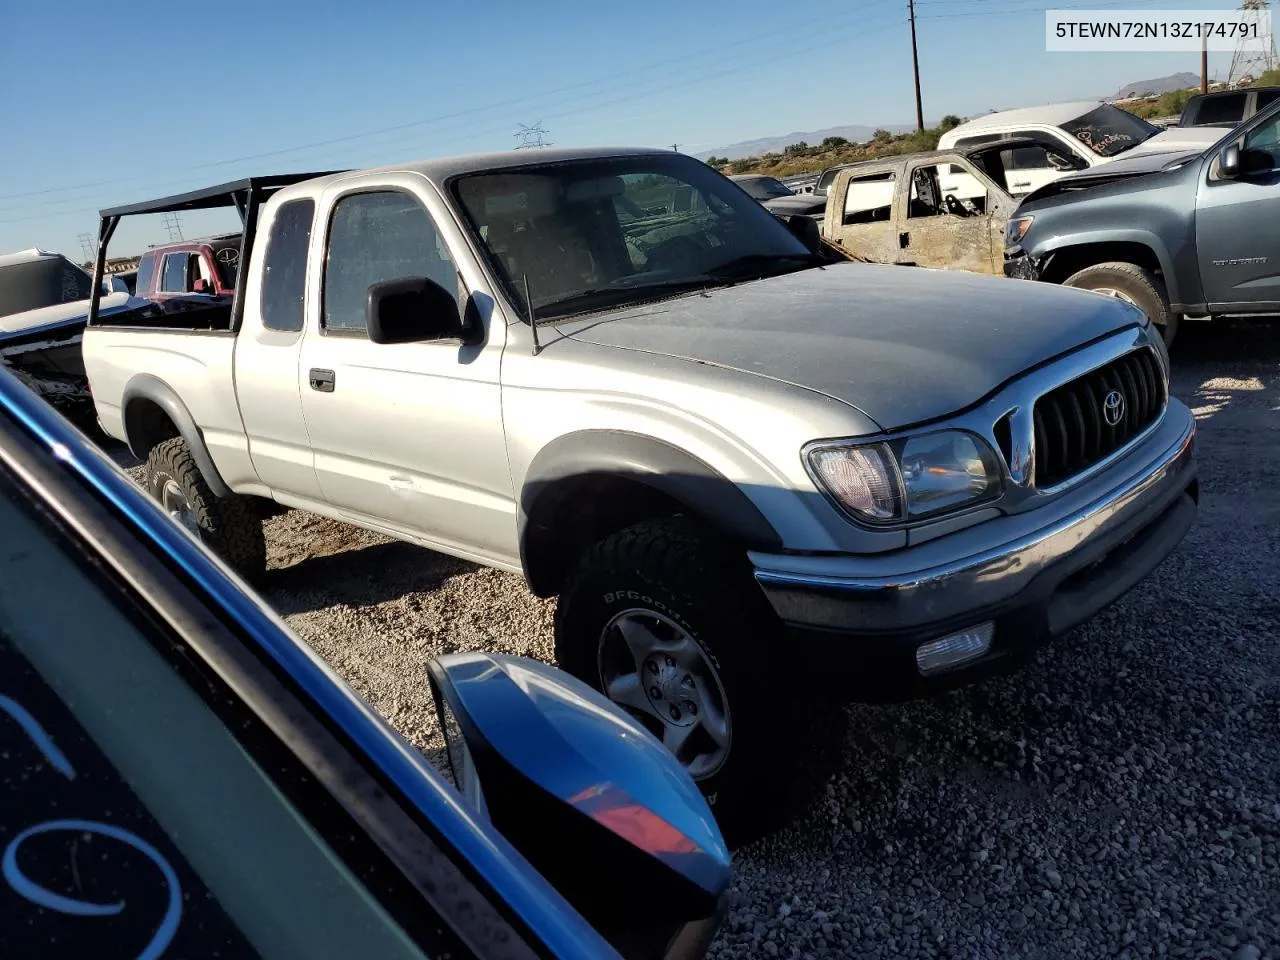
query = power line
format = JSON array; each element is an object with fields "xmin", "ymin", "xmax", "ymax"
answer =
[
  {"xmin": 916, "ymin": 0, "xmax": 1176, "ymax": 18},
  {"xmin": 0, "ymin": 0, "xmax": 889, "ymax": 207},
  {"xmin": 0, "ymin": 10, "xmax": 910, "ymax": 226}
]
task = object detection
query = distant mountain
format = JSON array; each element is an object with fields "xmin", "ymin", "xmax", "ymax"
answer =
[
  {"xmin": 694, "ymin": 123, "xmax": 918, "ymax": 161},
  {"xmin": 1113, "ymin": 72, "xmax": 1200, "ymax": 98}
]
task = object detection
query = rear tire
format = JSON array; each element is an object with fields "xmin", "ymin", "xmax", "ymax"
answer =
[
  {"xmin": 145, "ymin": 436, "xmax": 267, "ymax": 583},
  {"xmin": 554, "ymin": 517, "xmax": 831, "ymax": 848},
  {"xmin": 1062, "ymin": 261, "xmax": 1178, "ymax": 348}
]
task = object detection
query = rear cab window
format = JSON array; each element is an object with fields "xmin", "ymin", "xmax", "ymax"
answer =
[
  {"xmin": 1195, "ymin": 93, "xmax": 1248, "ymax": 125},
  {"xmin": 841, "ymin": 171, "xmax": 896, "ymax": 224},
  {"xmin": 134, "ymin": 253, "xmax": 158, "ymax": 295},
  {"xmin": 260, "ymin": 200, "xmax": 315, "ymax": 332}
]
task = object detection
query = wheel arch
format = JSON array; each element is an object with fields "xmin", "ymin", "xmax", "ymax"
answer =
[
  {"xmin": 1035, "ymin": 234, "xmax": 1178, "ymax": 301},
  {"xmin": 122, "ymin": 374, "xmax": 231, "ymax": 498},
  {"xmin": 519, "ymin": 430, "xmax": 783, "ymax": 598}
]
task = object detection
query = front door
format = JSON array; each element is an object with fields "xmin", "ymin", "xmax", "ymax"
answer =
[
  {"xmin": 297, "ymin": 183, "xmax": 515, "ymax": 564},
  {"xmin": 1195, "ymin": 109, "xmax": 1280, "ymax": 310},
  {"xmin": 898, "ymin": 159, "xmax": 999, "ymax": 274}
]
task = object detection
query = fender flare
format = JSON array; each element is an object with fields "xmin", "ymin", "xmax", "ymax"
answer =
[
  {"xmin": 519, "ymin": 430, "xmax": 783, "ymax": 592},
  {"xmin": 121, "ymin": 374, "xmax": 231, "ymax": 498},
  {"xmin": 1034, "ymin": 229, "xmax": 1182, "ymax": 303}
]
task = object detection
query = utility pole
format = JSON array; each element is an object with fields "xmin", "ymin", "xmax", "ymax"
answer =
[
  {"xmin": 1202, "ymin": 30, "xmax": 1209, "ymax": 93},
  {"xmin": 908, "ymin": 0, "xmax": 924, "ymax": 131},
  {"xmin": 671, "ymin": 144, "xmax": 679, "ymax": 151}
]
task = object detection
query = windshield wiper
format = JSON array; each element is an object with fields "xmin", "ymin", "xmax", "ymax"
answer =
[
  {"xmin": 703, "ymin": 252, "xmax": 826, "ymax": 281},
  {"xmin": 533, "ymin": 278, "xmax": 717, "ymax": 320}
]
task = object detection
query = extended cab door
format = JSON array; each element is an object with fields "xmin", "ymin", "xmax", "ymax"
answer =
[
  {"xmin": 824, "ymin": 167, "xmax": 899, "ymax": 262},
  {"xmin": 1195, "ymin": 108, "xmax": 1280, "ymax": 310},
  {"xmin": 297, "ymin": 178, "xmax": 514, "ymax": 564},
  {"xmin": 234, "ymin": 196, "xmax": 324, "ymax": 502}
]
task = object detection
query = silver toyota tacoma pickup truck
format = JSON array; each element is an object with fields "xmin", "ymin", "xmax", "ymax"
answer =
[{"xmin": 81, "ymin": 147, "xmax": 1198, "ymax": 843}]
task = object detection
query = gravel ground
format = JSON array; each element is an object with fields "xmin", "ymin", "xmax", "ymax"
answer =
[{"xmin": 117, "ymin": 319, "xmax": 1279, "ymax": 959}]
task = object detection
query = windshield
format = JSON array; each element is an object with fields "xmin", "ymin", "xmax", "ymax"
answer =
[
  {"xmin": 0, "ymin": 469, "xmax": 436, "ymax": 960},
  {"xmin": 736, "ymin": 177, "xmax": 793, "ymax": 200},
  {"xmin": 0, "ymin": 257, "xmax": 93, "ymax": 319},
  {"xmin": 451, "ymin": 154, "xmax": 814, "ymax": 320},
  {"xmin": 1061, "ymin": 104, "xmax": 1159, "ymax": 158}
]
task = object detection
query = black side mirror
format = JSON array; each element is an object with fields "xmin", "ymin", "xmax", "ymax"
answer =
[
  {"xmin": 427, "ymin": 652, "xmax": 730, "ymax": 959},
  {"xmin": 780, "ymin": 213, "xmax": 822, "ymax": 253},
  {"xmin": 1220, "ymin": 143, "xmax": 1242, "ymax": 178},
  {"xmin": 366, "ymin": 276, "xmax": 459, "ymax": 344}
]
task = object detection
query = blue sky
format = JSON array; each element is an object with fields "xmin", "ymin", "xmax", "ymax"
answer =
[{"xmin": 0, "ymin": 0, "xmax": 1253, "ymax": 258}]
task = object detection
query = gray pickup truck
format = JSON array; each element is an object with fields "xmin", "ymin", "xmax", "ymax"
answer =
[
  {"xmin": 83, "ymin": 147, "xmax": 1198, "ymax": 842},
  {"xmin": 1004, "ymin": 98, "xmax": 1280, "ymax": 347}
]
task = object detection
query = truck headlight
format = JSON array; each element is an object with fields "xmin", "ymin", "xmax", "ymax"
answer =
[
  {"xmin": 899, "ymin": 431, "xmax": 1000, "ymax": 519},
  {"xmin": 806, "ymin": 430, "xmax": 1001, "ymax": 525},
  {"xmin": 1005, "ymin": 216, "xmax": 1034, "ymax": 246}
]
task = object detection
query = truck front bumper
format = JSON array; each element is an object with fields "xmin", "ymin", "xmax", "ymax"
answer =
[
  {"xmin": 1003, "ymin": 248, "xmax": 1041, "ymax": 281},
  {"xmin": 750, "ymin": 400, "xmax": 1198, "ymax": 701}
]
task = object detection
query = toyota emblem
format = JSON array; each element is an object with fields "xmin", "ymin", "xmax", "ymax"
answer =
[{"xmin": 1103, "ymin": 390, "xmax": 1125, "ymax": 427}]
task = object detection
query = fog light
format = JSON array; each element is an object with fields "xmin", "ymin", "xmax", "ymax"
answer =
[{"xmin": 915, "ymin": 622, "xmax": 995, "ymax": 676}]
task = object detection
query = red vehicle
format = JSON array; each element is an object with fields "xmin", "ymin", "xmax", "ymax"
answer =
[
  {"xmin": 131, "ymin": 234, "xmax": 241, "ymax": 327},
  {"xmin": 134, "ymin": 233, "xmax": 240, "ymax": 298}
]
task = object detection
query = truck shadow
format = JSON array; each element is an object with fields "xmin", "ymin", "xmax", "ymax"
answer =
[{"xmin": 264, "ymin": 537, "xmax": 480, "ymax": 616}]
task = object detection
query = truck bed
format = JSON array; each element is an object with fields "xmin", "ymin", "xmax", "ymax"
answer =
[{"xmin": 84, "ymin": 326, "xmax": 259, "ymax": 491}]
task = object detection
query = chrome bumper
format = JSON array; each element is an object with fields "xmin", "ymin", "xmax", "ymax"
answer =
[{"xmin": 752, "ymin": 400, "xmax": 1197, "ymax": 635}]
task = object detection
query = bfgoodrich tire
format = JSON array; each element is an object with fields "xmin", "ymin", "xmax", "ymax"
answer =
[
  {"xmin": 145, "ymin": 436, "xmax": 267, "ymax": 583},
  {"xmin": 554, "ymin": 517, "xmax": 827, "ymax": 848},
  {"xmin": 1063, "ymin": 261, "xmax": 1178, "ymax": 348}
]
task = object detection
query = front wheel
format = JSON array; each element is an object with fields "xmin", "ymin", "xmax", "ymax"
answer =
[
  {"xmin": 1062, "ymin": 261, "xmax": 1178, "ymax": 348},
  {"xmin": 554, "ymin": 517, "xmax": 823, "ymax": 847}
]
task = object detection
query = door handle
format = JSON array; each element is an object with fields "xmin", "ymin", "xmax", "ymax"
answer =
[
  {"xmin": 899, "ymin": 231, "xmax": 910, "ymax": 249},
  {"xmin": 309, "ymin": 368, "xmax": 335, "ymax": 393}
]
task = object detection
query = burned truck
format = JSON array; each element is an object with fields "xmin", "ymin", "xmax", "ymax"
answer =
[{"xmin": 820, "ymin": 138, "xmax": 1083, "ymax": 274}]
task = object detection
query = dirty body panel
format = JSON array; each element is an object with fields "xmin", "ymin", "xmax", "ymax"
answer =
[{"xmin": 823, "ymin": 148, "xmax": 1018, "ymax": 274}]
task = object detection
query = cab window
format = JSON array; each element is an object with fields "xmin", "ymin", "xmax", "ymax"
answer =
[
  {"xmin": 322, "ymin": 191, "xmax": 458, "ymax": 335},
  {"xmin": 841, "ymin": 171, "xmax": 895, "ymax": 225},
  {"xmin": 160, "ymin": 252, "xmax": 190, "ymax": 293}
]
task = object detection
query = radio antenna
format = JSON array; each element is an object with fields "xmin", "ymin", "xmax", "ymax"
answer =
[{"xmin": 522, "ymin": 273, "xmax": 542, "ymax": 356}]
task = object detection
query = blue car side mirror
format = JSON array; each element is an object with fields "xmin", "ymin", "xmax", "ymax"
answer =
[{"xmin": 427, "ymin": 652, "xmax": 731, "ymax": 960}]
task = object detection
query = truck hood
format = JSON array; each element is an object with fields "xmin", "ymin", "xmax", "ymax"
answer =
[
  {"xmin": 761, "ymin": 194, "xmax": 826, "ymax": 217},
  {"xmin": 556, "ymin": 262, "xmax": 1143, "ymax": 431},
  {"xmin": 1021, "ymin": 147, "xmax": 1202, "ymax": 204},
  {"xmin": 1128, "ymin": 125, "xmax": 1223, "ymax": 154}
]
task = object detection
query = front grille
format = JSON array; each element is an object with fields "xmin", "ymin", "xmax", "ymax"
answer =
[{"xmin": 1033, "ymin": 348, "xmax": 1166, "ymax": 488}]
